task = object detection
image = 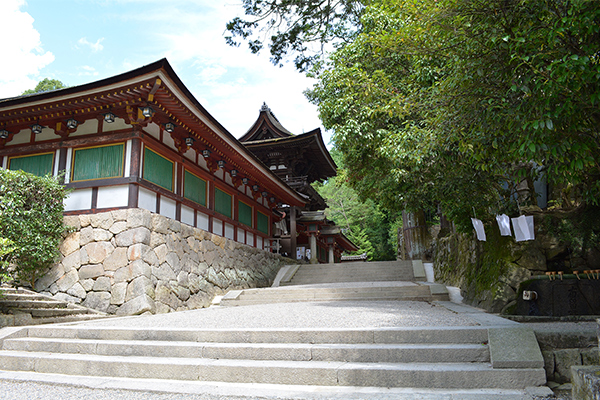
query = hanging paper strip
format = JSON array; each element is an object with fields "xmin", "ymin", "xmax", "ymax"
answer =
[
  {"xmin": 511, "ymin": 215, "xmax": 535, "ymax": 242},
  {"xmin": 471, "ymin": 218, "xmax": 486, "ymax": 241},
  {"xmin": 496, "ymin": 214, "xmax": 512, "ymax": 236}
]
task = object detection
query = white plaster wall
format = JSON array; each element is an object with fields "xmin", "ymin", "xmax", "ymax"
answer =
[
  {"xmin": 213, "ymin": 219, "xmax": 223, "ymax": 236},
  {"xmin": 35, "ymin": 127, "xmax": 60, "ymax": 141},
  {"xmin": 102, "ymin": 117, "xmax": 131, "ymax": 132},
  {"xmin": 224, "ymin": 223, "xmax": 234, "ymax": 240},
  {"xmin": 257, "ymin": 236, "xmax": 263, "ymax": 249},
  {"xmin": 6, "ymin": 129, "xmax": 30, "ymax": 146},
  {"xmin": 145, "ymin": 122, "xmax": 160, "ymax": 139},
  {"xmin": 163, "ymin": 131, "xmax": 176, "ymax": 151},
  {"xmin": 64, "ymin": 188, "xmax": 93, "ymax": 211},
  {"xmin": 160, "ymin": 196, "xmax": 177, "ymax": 220},
  {"xmin": 97, "ymin": 186, "xmax": 129, "ymax": 209},
  {"xmin": 197, "ymin": 212, "xmax": 209, "ymax": 231},
  {"xmin": 237, "ymin": 228, "xmax": 245, "ymax": 243},
  {"xmin": 181, "ymin": 205, "xmax": 194, "ymax": 226},
  {"xmin": 246, "ymin": 232, "xmax": 254, "ymax": 246},
  {"xmin": 68, "ymin": 119, "xmax": 98, "ymax": 137},
  {"xmin": 138, "ymin": 187, "xmax": 157, "ymax": 212}
]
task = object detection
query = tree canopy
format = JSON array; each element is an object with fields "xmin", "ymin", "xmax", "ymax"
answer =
[
  {"xmin": 225, "ymin": 0, "xmax": 365, "ymax": 71},
  {"xmin": 22, "ymin": 78, "xmax": 67, "ymax": 95},
  {"xmin": 229, "ymin": 0, "xmax": 600, "ymax": 231}
]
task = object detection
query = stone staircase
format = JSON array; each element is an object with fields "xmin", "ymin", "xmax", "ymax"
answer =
[
  {"xmin": 220, "ymin": 260, "xmax": 445, "ymax": 306},
  {"xmin": 281, "ymin": 260, "xmax": 418, "ymax": 286},
  {"xmin": 0, "ymin": 323, "xmax": 546, "ymax": 390},
  {"xmin": 0, "ymin": 288, "xmax": 107, "ymax": 327}
]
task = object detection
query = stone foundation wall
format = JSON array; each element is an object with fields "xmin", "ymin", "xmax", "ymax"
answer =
[{"xmin": 35, "ymin": 209, "xmax": 292, "ymax": 315}]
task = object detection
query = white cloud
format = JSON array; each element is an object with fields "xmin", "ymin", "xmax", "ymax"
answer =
[
  {"xmin": 78, "ymin": 65, "xmax": 99, "ymax": 77},
  {"xmin": 77, "ymin": 37, "xmax": 104, "ymax": 52},
  {"xmin": 0, "ymin": 0, "xmax": 54, "ymax": 97}
]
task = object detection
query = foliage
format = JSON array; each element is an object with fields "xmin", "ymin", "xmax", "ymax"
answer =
[
  {"xmin": 306, "ymin": 0, "xmax": 600, "ymax": 231},
  {"xmin": 22, "ymin": 78, "xmax": 67, "ymax": 95},
  {"xmin": 0, "ymin": 169, "xmax": 69, "ymax": 287},
  {"xmin": 225, "ymin": 0, "xmax": 365, "ymax": 71},
  {"xmin": 0, "ymin": 237, "xmax": 16, "ymax": 287},
  {"xmin": 314, "ymin": 149, "xmax": 400, "ymax": 260}
]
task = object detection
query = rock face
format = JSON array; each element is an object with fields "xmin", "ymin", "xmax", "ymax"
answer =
[
  {"xmin": 36, "ymin": 209, "xmax": 293, "ymax": 315},
  {"xmin": 432, "ymin": 209, "xmax": 600, "ymax": 313}
]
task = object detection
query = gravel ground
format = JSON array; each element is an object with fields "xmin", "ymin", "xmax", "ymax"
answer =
[{"xmin": 74, "ymin": 301, "xmax": 480, "ymax": 329}]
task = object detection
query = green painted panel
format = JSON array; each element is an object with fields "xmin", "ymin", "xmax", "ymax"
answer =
[
  {"xmin": 143, "ymin": 147, "xmax": 173, "ymax": 191},
  {"xmin": 8, "ymin": 153, "xmax": 54, "ymax": 176},
  {"xmin": 184, "ymin": 170, "xmax": 206, "ymax": 206},
  {"xmin": 238, "ymin": 201, "xmax": 252, "ymax": 227},
  {"xmin": 257, "ymin": 211, "xmax": 269, "ymax": 235},
  {"xmin": 72, "ymin": 144, "xmax": 124, "ymax": 181},
  {"xmin": 215, "ymin": 188, "xmax": 232, "ymax": 218}
]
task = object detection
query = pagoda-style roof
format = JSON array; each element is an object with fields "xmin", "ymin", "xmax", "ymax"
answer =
[
  {"xmin": 0, "ymin": 59, "xmax": 305, "ymax": 208},
  {"xmin": 239, "ymin": 104, "xmax": 337, "ymax": 184}
]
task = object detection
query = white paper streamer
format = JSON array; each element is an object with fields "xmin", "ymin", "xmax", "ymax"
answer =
[
  {"xmin": 496, "ymin": 214, "xmax": 512, "ymax": 236},
  {"xmin": 471, "ymin": 218, "xmax": 486, "ymax": 241},
  {"xmin": 511, "ymin": 215, "xmax": 535, "ymax": 242}
]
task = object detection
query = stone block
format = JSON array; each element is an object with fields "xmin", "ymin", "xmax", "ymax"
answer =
[
  {"xmin": 56, "ymin": 270, "xmax": 79, "ymax": 292},
  {"xmin": 59, "ymin": 232, "xmax": 80, "ymax": 257},
  {"xmin": 114, "ymin": 260, "xmax": 151, "ymax": 283},
  {"xmin": 116, "ymin": 294, "xmax": 155, "ymax": 316},
  {"xmin": 35, "ymin": 264, "xmax": 65, "ymax": 291},
  {"xmin": 542, "ymin": 350, "xmax": 556, "ymax": 381},
  {"xmin": 82, "ymin": 291, "xmax": 111, "ymax": 313},
  {"xmin": 79, "ymin": 214, "xmax": 91, "ymax": 227},
  {"xmin": 187, "ymin": 292, "xmax": 211, "ymax": 309},
  {"xmin": 109, "ymin": 221, "xmax": 127, "ymax": 235},
  {"xmin": 154, "ymin": 244, "xmax": 168, "ymax": 264},
  {"xmin": 82, "ymin": 242, "xmax": 114, "ymax": 264},
  {"xmin": 103, "ymin": 247, "xmax": 128, "ymax": 271},
  {"xmin": 151, "ymin": 214, "xmax": 169, "ymax": 234},
  {"xmin": 172, "ymin": 285, "xmax": 190, "ymax": 301},
  {"xmin": 128, "ymin": 243, "xmax": 151, "ymax": 261},
  {"xmin": 154, "ymin": 302, "xmax": 171, "ymax": 314},
  {"xmin": 142, "ymin": 248, "xmax": 159, "ymax": 266},
  {"xmin": 67, "ymin": 282, "xmax": 87, "ymax": 299},
  {"xmin": 571, "ymin": 365, "xmax": 600, "ymax": 400},
  {"xmin": 79, "ymin": 226, "xmax": 94, "ymax": 246},
  {"xmin": 61, "ymin": 251, "xmax": 81, "ymax": 272},
  {"xmin": 110, "ymin": 282, "xmax": 128, "ymax": 305},
  {"xmin": 555, "ymin": 348, "xmax": 583, "ymax": 383},
  {"xmin": 93, "ymin": 228, "xmax": 113, "ymax": 242},
  {"xmin": 155, "ymin": 281, "xmax": 180, "ymax": 309},
  {"xmin": 151, "ymin": 263, "xmax": 177, "ymax": 282},
  {"xmin": 78, "ymin": 264, "xmax": 105, "ymax": 280},
  {"xmin": 116, "ymin": 227, "xmax": 151, "ymax": 247},
  {"xmin": 150, "ymin": 232, "xmax": 166, "ymax": 248},
  {"xmin": 81, "ymin": 279, "xmax": 94, "ymax": 291},
  {"xmin": 93, "ymin": 276, "xmax": 112, "ymax": 292},
  {"xmin": 126, "ymin": 208, "xmax": 152, "ymax": 229},
  {"xmin": 63, "ymin": 215, "xmax": 81, "ymax": 230},
  {"xmin": 181, "ymin": 223, "xmax": 194, "ymax": 238},
  {"xmin": 168, "ymin": 219, "xmax": 181, "ymax": 233},
  {"xmin": 54, "ymin": 292, "xmax": 82, "ymax": 304},
  {"xmin": 111, "ymin": 209, "xmax": 127, "ymax": 221},
  {"xmin": 177, "ymin": 271, "xmax": 189, "ymax": 287},
  {"xmin": 90, "ymin": 212, "xmax": 114, "ymax": 230},
  {"xmin": 48, "ymin": 283, "xmax": 59, "ymax": 295},
  {"xmin": 165, "ymin": 252, "xmax": 181, "ymax": 273},
  {"xmin": 581, "ymin": 348, "xmax": 600, "ymax": 365},
  {"xmin": 190, "ymin": 262, "xmax": 209, "ymax": 276},
  {"xmin": 125, "ymin": 276, "xmax": 154, "ymax": 302}
]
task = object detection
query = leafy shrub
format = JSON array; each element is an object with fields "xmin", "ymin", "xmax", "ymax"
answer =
[
  {"xmin": 0, "ymin": 237, "xmax": 16, "ymax": 287},
  {"xmin": 0, "ymin": 169, "xmax": 69, "ymax": 287}
]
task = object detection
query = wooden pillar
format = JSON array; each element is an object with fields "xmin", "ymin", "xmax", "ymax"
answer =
[
  {"xmin": 128, "ymin": 138, "xmax": 141, "ymax": 208},
  {"xmin": 328, "ymin": 246, "xmax": 335, "ymax": 264},
  {"xmin": 290, "ymin": 206, "xmax": 297, "ymax": 260}
]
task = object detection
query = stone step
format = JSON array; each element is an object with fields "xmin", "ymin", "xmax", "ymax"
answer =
[
  {"xmin": 22, "ymin": 326, "xmax": 489, "ymax": 345},
  {"xmin": 0, "ymin": 293, "xmax": 57, "ymax": 302},
  {"xmin": 2, "ymin": 337, "xmax": 490, "ymax": 363},
  {"xmin": 0, "ymin": 350, "xmax": 545, "ymax": 389},
  {"xmin": 0, "ymin": 300, "xmax": 68, "ymax": 309},
  {"xmin": 235, "ymin": 284, "xmax": 428, "ymax": 296},
  {"xmin": 9, "ymin": 308, "xmax": 92, "ymax": 318}
]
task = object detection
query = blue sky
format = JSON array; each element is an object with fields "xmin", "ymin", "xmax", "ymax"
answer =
[{"xmin": 0, "ymin": 0, "xmax": 329, "ymax": 142}]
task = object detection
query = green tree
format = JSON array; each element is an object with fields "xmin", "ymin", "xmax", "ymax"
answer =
[
  {"xmin": 0, "ymin": 169, "xmax": 70, "ymax": 287},
  {"xmin": 225, "ymin": 0, "xmax": 365, "ymax": 71},
  {"xmin": 307, "ymin": 0, "xmax": 600, "ymax": 230},
  {"xmin": 22, "ymin": 78, "xmax": 67, "ymax": 95}
]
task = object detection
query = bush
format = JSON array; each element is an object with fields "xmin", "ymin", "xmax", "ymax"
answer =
[
  {"xmin": 0, "ymin": 237, "xmax": 16, "ymax": 287},
  {"xmin": 0, "ymin": 169, "xmax": 69, "ymax": 288}
]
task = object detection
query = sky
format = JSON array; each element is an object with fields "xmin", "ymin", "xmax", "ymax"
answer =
[{"xmin": 0, "ymin": 0, "xmax": 330, "ymax": 143}]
